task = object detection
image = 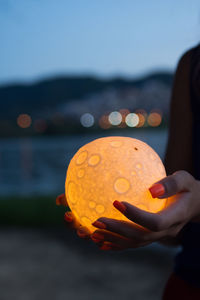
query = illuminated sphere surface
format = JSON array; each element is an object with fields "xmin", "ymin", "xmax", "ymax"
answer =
[{"xmin": 65, "ymin": 136, "xmax": 167, "ymax": 233}]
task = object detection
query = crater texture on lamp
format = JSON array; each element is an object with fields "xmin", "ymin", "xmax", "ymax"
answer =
[{"xmin": 65, "ymin": 136, "xmax": 167, "ymax": 232}]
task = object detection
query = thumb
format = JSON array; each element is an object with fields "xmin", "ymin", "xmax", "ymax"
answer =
[{"xmin": 149, "ymin": 170, "xmax": 194, "ymax": 198}]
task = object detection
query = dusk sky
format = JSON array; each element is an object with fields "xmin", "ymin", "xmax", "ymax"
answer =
[{"xmin": 0, "ymin": 0, "xmax": 200, "ymax": 85}]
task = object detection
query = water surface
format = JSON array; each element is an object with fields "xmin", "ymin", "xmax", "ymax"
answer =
[{"xmin": 0, "ymin": 129, "xmax": 168, "ymax": 196}]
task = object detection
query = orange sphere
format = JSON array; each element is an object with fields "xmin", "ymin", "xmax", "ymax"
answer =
[{"xmin": 65, "ymin": 136, "xmax": 167, "ymax": 232}]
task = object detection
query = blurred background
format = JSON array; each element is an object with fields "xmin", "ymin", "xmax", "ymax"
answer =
[{"xmin": 0, "ymin": 0, "xmax": 199, "ymax": 299}]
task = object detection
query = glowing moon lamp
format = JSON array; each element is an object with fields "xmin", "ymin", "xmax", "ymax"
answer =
[{"xmin": 65, "ymin": 136, "xmax": 167, "ymax": 233}]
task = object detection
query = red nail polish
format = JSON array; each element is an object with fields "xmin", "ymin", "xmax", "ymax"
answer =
[
  {"xmin": 100, "ymin": 244, "xmax": 111, "ymax": 251},
  {"xmin": 149, "ymin": 183, "xmax": 165, "ymax": 198},
  {"xmin": 91, "ymin": 232, "xmax": 104, "ymax": 243},
  {"xmin": 92, "ymin": 233, "xmax": 104, "ymax": 240},
  {"xmin": 91, "ymin": 236, "xmax": 101, "ymax": 243},
  {"xmin": 64, "ymin": 213, "xmax": 73, "ymax": 222},
  {"xmin": 113, "ymin": 200, "xmax": 126, "ymax": 213},
  {"xmin": 92, "ymin": 221, "xmax": 106, "ymax": 229},
  {"xmin": 56, "ymin": 197, "xmax": 61, "ymax": 206},
  {"xmin": 77, "ymin": 231, "xmax": 87, "ymax": 238}
]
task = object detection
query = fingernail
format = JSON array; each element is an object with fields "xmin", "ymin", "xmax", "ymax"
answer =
[
  {"xmin": 113, "ymin": 200, "xmax": 126, "ymax": 213},
  {"xmin": 92, "ymin": 221, "xmax": 106, "ymax": 229},
  {"xmin": 149, "ymin": 183, "xmax": 165, "ymax": 198},
  {"xmin": 77, "ymin": 231, "xmax": 87, "ymax": 238},
  {"xmin": 64, "ymin": 212, "xmax": 73, "ymax": 222},
  {"xmin": 91, "ymin": 232, "xmax": 104, "ymax": 243},
  {"xmin": 56, "ymin": 197, "xmax": 61, "ymax": 206},
  {"xmin": 100, "ymin": 243, "xmax": 112, "ymax": 251},
  {"xmin": 77, "ymin": 226, "xmax": 88, "ymax": 237}
]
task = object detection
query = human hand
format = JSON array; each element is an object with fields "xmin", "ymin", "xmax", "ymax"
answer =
[
  {"xmin": 56, "ymin": 194, "xmax": 127, "ymax": 250},
  {"xmin": 91, "ymin": 171, "xmax": 200, "ymax": 251},
  {"xmin": 56, "ymin": 193, "xmax": 91, "ymax": 239}
]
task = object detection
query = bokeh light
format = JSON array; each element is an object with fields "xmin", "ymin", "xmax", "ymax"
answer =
[
  {"xmin": 17, "ymin": 114, "xmax": 32, "ymax": 128},
  {"xmin": 108, "ymin": 111, "xmax": 122, "ymax": 126},
  {"xmin": 118, "ymin": 109, "xmax": 130, "ymax": 128},
  {"xmin": 136, "ymin": 113, "xmax": 145, "ymax": 127},
  {"xmin": 147, "ymin": 112, "xmax": 162, "ymax": 127},
  {"xmin": 135, "ymin": 109, "xmax": 147, "ymax": 127},
  {"xmin": 119, "ymin": 109, "xmax": 130, "ymax": 116},
  {"xmin": 99, "ymin": 115, "xmax": 111, "ymax": 129},
  {"xmin": 125, "ymin": 113, "xmax": 139, "ymax": 127},
  {"xmin": 80, "ymin": 113, "xmax": 94, "ymax": 128}
]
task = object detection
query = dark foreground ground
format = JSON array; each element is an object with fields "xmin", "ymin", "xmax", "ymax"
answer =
[{"xmin": 0, "ymin": 227, "xmax": 178, "ymax": 300}]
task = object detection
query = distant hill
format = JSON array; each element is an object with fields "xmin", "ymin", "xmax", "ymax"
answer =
[{"xmin": 0, "ymin": 72, "xmax": 173, "ymax": 119}]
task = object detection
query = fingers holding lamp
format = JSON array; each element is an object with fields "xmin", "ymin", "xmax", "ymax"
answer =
[{"xmin": 65, "ymin": 136, "xmax": 168, "ymax": 234}]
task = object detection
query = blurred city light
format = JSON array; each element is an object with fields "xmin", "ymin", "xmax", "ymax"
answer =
[
  {"xmin": 135, "ymin": 109, "xmax": 147, "ymax": 127},
  {"xmin": 125, "ymin": 113, "xmax": 139, "ymax": 127},
  {"xmin": 17, "ymin": 114, "xmax": 32, "ymax": 128},
  {"xmin": 80, "ymin": 113, "xmax": 94, "ymax": 128},
  {"xmin": 118, "ymin": 109, "xmax": 130, "ymax": 128},
  {"xmin": 136, "ymin": 113, "xmax": 146, "ymax": 127},
  {"xmin": 119, "ymin": 108, "xmax": 130, "ymax": 117},
  {"xmin": 108, "ymin": 111, "xmax": 122, "ymax": 126},
  {"xmin": 99, "ymin": 115, "xmax": 110, "ymax": 129},
  {"xmin": 147, "ymin": 112, "xmax": 162, "ymax": 127},
  {"xmin": 135, "ymin": 109, "xmax": 147, "ymax": 117}
]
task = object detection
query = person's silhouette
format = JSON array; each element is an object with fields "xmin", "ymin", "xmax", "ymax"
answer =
[{"xmin": 56, "ymin": 44, "xmax": 200, "ymax": 298}]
